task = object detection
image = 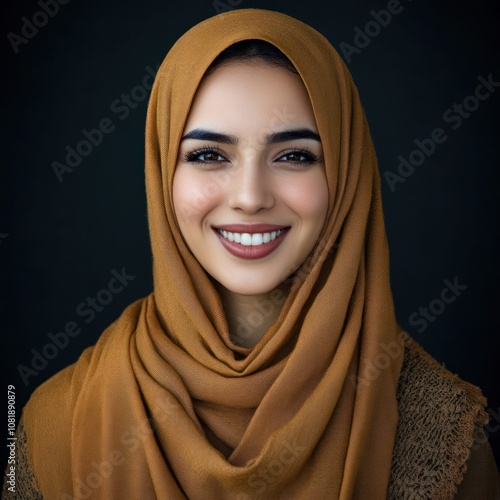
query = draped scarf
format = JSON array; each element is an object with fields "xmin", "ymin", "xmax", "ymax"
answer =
[{"xmin": 24, "ymin": 8, "xmax": 404, "ymax": 499}]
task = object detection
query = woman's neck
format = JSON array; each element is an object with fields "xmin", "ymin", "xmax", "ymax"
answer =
[{"xmin": 216, "ymin": 282, "xmax": 290, "ymax": 348}]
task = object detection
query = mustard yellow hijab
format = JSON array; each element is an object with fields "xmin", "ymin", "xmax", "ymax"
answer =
[{"xmin": 24, "ymin": 9, "xmax": 404, "ymax": 499}]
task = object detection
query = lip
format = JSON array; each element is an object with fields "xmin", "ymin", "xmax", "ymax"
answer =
[
  {"xmin": 213, "ymin": 223, "xmax": 287, "ymax": 234},
  {"xmin": 212, "ymin": 225, "xmax": 290, "ymax": 260}
]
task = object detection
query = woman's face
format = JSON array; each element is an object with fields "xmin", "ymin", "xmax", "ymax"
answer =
[{"xmin": 173, "ymin": 60, "xmax": 329, "ymax": 295}]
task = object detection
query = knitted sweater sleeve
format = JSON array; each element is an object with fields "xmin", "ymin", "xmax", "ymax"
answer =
[{"xmin": 388, "ymin": 335, "xmax": 499, "ymax": 499}]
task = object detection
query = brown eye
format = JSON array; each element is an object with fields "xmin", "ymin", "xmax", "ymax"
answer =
[
  {"xmin": 276, "ymin": 149, "xmax": 319, "ymax": 165},
  {"xmin": 184, "ymin": 148, "xmax": 228, "ymax": 163},
  {"xmin": 201, "ymin": 152, "xmax": 224, "ymax": 162},
  {"xmin": 283, "ymin": 152, "xmax": 305, "ymax": 162}
]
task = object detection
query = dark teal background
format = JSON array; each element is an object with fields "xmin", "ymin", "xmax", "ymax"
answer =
[{"xmin": 2, "ymin": 0, "xmax": 499, "ymax": 476}]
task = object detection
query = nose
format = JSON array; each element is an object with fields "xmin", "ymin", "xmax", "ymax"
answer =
[{"xmin": 226, "ymin": 159, "xmax": 275, "ymax": 214}]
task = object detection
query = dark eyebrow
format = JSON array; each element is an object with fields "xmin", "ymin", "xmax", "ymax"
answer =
[
  {"xmin": 267, "ymin": 128, "xmax": 321, "ymax": 144},
  {"xmin": 181, "ymin": 128, "xmax": 321, "ymax": 145},
  {"xmin": 181, "ymin": 129, "xmax": 237, "ymax": 145}
]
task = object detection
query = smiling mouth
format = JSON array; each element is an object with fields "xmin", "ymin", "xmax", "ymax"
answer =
[
  {"xmin": 215, "ymin": 228, "xmax": 287, "ymax": 246},
  {"xmin": 212, "ymin": 225, "xmax": 290, "ymax": 259}
]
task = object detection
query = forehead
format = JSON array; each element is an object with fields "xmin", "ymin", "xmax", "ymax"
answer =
[{"xmin": 183, "ymin": 61, "xmax": 318, "ymax": 134}]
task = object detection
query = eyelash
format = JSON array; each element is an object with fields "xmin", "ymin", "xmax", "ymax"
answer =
[
  {"xmin": 276, "ymin": 149, "xmax": 320, "ymax": 165},
  {"xmin": 183, "ymin": 146, "xmax": 227, "ymax": 164},
  {"xmin": 183, "ymin": 146, "xmax": 320, "ymax": 166}
]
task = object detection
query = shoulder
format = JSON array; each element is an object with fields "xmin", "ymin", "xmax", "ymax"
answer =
[
  {"xmin": 19, "ymin": 346, "xmax": 93, "ymax": 497},
  {"xmin": 15, "ymin": 298, "xmax": 146, "ymax": 498},
  {"xmin": 20, "ymin": 298, "xmax": 144, "ymax": 494},
  {"xmin": 389, "ymin": 334, "xmax": 493, "ymax": 499},
  {"xmin": 24, "ymin": 297, "xmax": 146, "ymax": 422}
]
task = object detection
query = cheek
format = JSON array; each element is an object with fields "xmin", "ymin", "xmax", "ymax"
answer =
[
  {"xmin": 279, "ymin": 171, "xmax": 329, "ymax": 225},
  {"xmin": 172, "ymin": 168, "xmax": 225, "ymax": 224}
]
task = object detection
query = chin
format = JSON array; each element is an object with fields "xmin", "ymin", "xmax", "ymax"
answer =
[
  {"xmin": 224, "ymin": 283, "xmax": 279, "ymax": 297},
  {"xmin": 216, "ymin": 276, "xmax": 284, "ymax": 297}
]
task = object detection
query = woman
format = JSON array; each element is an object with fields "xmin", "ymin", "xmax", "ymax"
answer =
[{"xmin": 4, "ymin": 8, "xmax": 499, "ymax": 499}]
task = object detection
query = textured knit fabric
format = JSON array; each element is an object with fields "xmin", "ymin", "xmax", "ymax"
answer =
[
  {"xmin": 3, "ymin": 337, "xmax": 498, "ymax": 499},
  {"xmin": 388, "ymin": 336, "xmax": 498, "ymax": 499}
]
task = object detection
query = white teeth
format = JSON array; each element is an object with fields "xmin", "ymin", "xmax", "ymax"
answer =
[
  {"xmin": 240, "ymin": 233, "xmax": 252, "ymax": 246},
  {"xmin": 251, "ymin": 234, "xmax": 263, "ymax": 246},
  {"xmin": 217, "ymin": 229, "xmax": 286, "ymax": 246}
]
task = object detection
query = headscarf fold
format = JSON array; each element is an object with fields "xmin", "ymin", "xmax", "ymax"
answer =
[{"xmin": 25, "ymin": 8, "xmax": 404, "ymax": 499}]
